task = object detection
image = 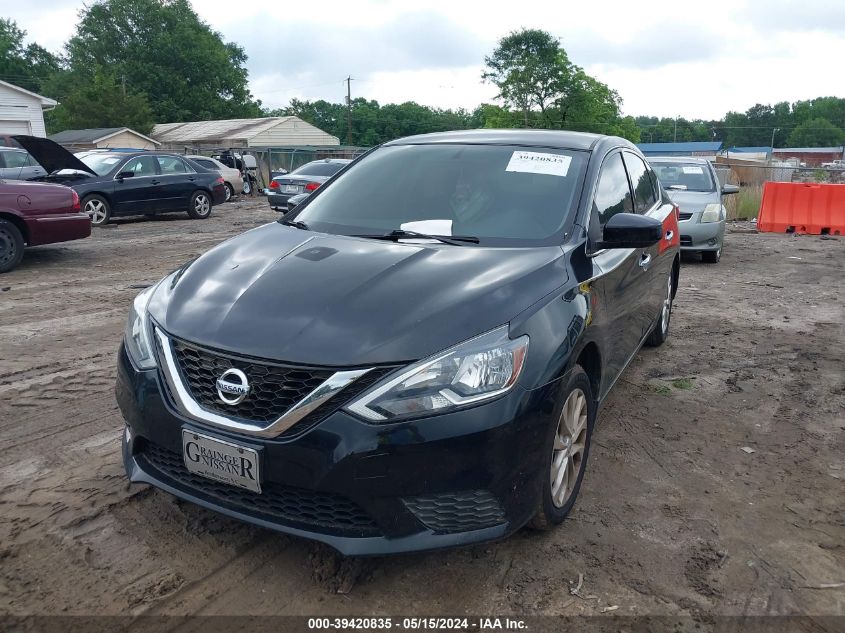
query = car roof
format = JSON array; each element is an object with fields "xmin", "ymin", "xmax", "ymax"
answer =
[
  {"xmin": 646, "ymin": 156, "xmax": 712, "ymax": 165},
  {"xmin": 384, "ymin": 129, "xmax": 620, "ymax": 151},
  {"xmin": 304, "ymin": 158, "xmax": 351, "ymax": 164}
]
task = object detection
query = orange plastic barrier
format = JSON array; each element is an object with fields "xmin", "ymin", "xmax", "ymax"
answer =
[{"xmin": 757, "ymin": 182, "xmax": 845, "ymax": 235}]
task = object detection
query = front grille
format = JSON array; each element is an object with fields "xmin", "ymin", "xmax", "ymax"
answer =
[
  {"xmin": 138, "ymin": 440, "xmax": 380, "ymax": 536},
  {"xmin": 171, "ymin": 338, "xmax": 333, "ymax": 424},
  {"xmin": 404, "ymin": 490, "xmax": 506, "ymax": 534},
  {"xmin": 680, "ymin": 235, "xmax": 693, "ymax": 246},
  {"xmin": 678, "ymin": 212, "xmax": 693, "ymax": 221}
]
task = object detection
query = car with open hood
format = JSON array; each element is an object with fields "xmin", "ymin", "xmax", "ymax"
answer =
[
  {"xmin": 12, "ymin": 136, "xmax": 227, "ymax": 226},
  {"xmin": 116, "ymin": 129, "xmax": 680, "ymax": 555}
]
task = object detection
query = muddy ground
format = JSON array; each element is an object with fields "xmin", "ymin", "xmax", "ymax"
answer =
[{"xmin": 1, "ymin": 198, "xmax": 842, "ymax": 621}]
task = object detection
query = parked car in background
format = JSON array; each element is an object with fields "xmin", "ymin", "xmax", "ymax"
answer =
[
  {"xmin": 185, "ymin": 155, "xmax": 244, "ymax": 202},
  {"xmin": 12, "ymin": 136, "xmax": 227, "ymax": 226},
  {"xmin": 266, "ymin": 158, "xmax": 351, "ymax": 211},
  {"xmin": 0, "ymin": 147, "xmax": 46, "ymax": 181},
  {"xmin": 0, "ymin": 179, "xmax": 90, "ymax": 273},
  {"xmin": 116, "ymin": 130, "xmax": 680, "ymax": 555},
  {"xmin": 821, "ymin": 159, "xmax": 845, "ymax": 169},
  {"xmin": 648, "ymin": 156, "xmax": 738, "ymax": 263}
]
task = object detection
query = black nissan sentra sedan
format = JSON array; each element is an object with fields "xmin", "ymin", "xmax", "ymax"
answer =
[{"xmin": 116, "ymin": 130, "xmax": 680, "ymax": 555}]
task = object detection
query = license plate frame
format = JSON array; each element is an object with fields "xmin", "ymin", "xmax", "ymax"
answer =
[
  {"xmin": 283, "ymin": 184, "xmax": 300, "ymax": 193},
  {"xmin": 181, "ymin": 429, "xmax": 261, "ymax": 493}
]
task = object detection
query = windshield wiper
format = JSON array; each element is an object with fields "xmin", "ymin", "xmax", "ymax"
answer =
[
  {"xmin": 280, "ymin": 218, "xmax": 310, "ymax": 230},
  {"xmin": 353, "ymin": 229, "xmax": 479, "ymax": 246}
]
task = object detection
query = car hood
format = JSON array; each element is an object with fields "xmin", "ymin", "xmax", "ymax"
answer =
[
  {"xmin": 11, "ymin": 135, "xmax": 97, "ymax": 176},
  {"xmin": 149, "ymin": 223, "xmax": 567, "ymax": 366},
  {"xmin": 666, "ymin": 189, "xmax": 718, "ymax": 213}
]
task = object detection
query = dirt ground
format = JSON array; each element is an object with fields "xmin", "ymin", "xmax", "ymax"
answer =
[{"xmin": 1, "ymin": 198, "xmax": 843, "ymax": 621}]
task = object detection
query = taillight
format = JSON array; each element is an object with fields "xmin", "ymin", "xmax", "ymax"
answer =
[
  {"xmin": 305, "ymin": 182, "xmax": 320, "ymax": 192},
  {"xmin": 215, "ymin": 177, "xmax": 224, "ymax": 185},
  {"xmin": 269, "ymin": 180, "xmax": 280, "ymax": 189},
  {"xmin": 71, "ymin": 189, "xmax": 81, "ymax": 212}
]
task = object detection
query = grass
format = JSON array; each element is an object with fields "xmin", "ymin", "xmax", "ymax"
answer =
[
  {"xmin": 725, "ymin": 185, "xmax": 763, "ymax": 220},
  {"xmin": 671, "ymin": 377, "xmax": 695, "ymax": 390}
]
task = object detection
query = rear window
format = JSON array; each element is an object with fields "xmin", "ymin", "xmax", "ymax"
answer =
[
  {"xmin": 293, "ymin": 161, "xmax": 347, "ymax": 177},
  {"xmin": 650, "ymin": 161, "xmax": 715, "ymax": 192}
]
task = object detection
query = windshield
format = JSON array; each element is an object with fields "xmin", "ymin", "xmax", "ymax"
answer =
[
  {"xmin": 292, "ymin": 161, "xmax": 348, "ymax": 177},
  {"xmin": 650, "ymin": 161, "xmax": 715, "ymax": 192},
  {"xmin": 293, "ymin": 144, "xmax": 588, "ymax": 246},
  {"xmin": 77, "ymin": 153, "xmax": 123, "ymax": 176}
]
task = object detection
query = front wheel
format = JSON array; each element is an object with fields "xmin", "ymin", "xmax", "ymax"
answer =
[
  {"xmin": 645, "ymin": 270, "xmax": 674, "ymax": 347},
  {"xmin": 702, "ymin": 247, "xmax": 721, "ymax": 264},
  {"xmin": 242, "ymin": 177, "xmax": 251, "ymax": 195},
  {"xmin": 531, "ymin": 367, "xmax": 595, "ymax": 530},
  {"xmin": 82, "ymin": 194, "xmax": 111, "ymax": 226},
  {"xmin": 188, "ymin": 191, "xmax": 212, "ymax": 219},
  {"xmin": 0, "ymin": 219, "xmax": 25, "ymax": 273}
]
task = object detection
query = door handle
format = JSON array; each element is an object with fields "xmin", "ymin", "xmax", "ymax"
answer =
[
  {"xmin": 151, "ymin": 179, "xmax": 161, "ymax": 185},
  {"xmin": 665, "ymin": 230, "xmax": 673, "ymax": 241},
  {"xmin": 639, "ymin": 253, "xmax": 652, "ymax": 269}
]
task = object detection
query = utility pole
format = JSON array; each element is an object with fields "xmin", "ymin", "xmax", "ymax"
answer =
[
  {"xmin": 345, "ymin": 76, "xmax": 353, "ymax": 146},
  {"xmin": 770, "ymin": 127, "xmax": 779, "ymax": 158},
  {"xmin": 674, "ymin": 116, "xmax": 678, "ymax": 142},
  {"xmin": 121, "ymin": 75, "xmax": 126, "ymax": 97}
]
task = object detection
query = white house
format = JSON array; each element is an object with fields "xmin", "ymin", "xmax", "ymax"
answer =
[
  {"xmin": 151, "ymin": 116, "xmax": 340, "ymax": 150},
  {"xmin": 48, "ymin": 127, "xmax": 160, "ymax": 151},
  {"xmin": 0, "ymin": 80, "xmax": 57, "ymax": 137}
]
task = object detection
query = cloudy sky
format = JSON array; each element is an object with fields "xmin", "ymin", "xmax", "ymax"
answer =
[{"xmin": 8, "ymin": 0, "xmax": 845, "ymax": 119}]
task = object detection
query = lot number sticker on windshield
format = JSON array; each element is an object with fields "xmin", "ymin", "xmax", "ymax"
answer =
[
  {"xmin": 506, "ymin": 151, "xmax": 571, "ymax": 177},
  {"xmin": 682, "ymin": 166, "xmax": 704, "ymax": 174}
]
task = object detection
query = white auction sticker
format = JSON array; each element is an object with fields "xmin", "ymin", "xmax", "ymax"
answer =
[
  {"xmin": 506, "ymin": 151, "xmax": 572, "ymax": 177},
  {"xmin": 682, "ymin": 166, "xmax": 704, "ymax": 174}
]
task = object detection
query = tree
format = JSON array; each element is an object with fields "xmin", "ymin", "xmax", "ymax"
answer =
[
  {"xmin": 0, "ymin": 19, "xmax": 62, "ymax": 94},
  {"xmin": 786, "ymin": 117, "xmax": 845, "ymax": 147},
  {"xmin": 46, "ymin": 68, "xmax": 154, "ymax": 133},
  {"xmin": 60, "ymin": 0, "xmax": 261, "ymax": 123},
  {"xmin": 483, "ymin": 29, "xmax": 572, "ymax": 126}
]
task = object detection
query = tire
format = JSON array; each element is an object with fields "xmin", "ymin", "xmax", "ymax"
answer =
[
  {"xmin": 82, "ymin": 194, "xmax": 111, "ymax": 226},
  {"xmin": 242, "ymin": 178, "xmax": 251, "ymax": 195},
  {"xmin": 531, "ymin": 366, "xmax": 595, "ymax": 530},
  {"xmin": 702, "ymin": 247, "xmax": 721, "ymax": 264},
  {"xmin": 645, "ymin": 270, "xmax": 674, "ymax": 347},
  {"xmin": 0, "ymin": 219, "xmax": 25, "ymax": 273},
  {"xmin": 188, "ymin": 190, "xmax": 212, "ymax": 219},
  {"xmin": 224, "ymin": 183, "xmax": 234, "ymax": 202}
]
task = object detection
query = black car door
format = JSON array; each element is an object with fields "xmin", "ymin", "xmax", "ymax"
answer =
[
  {"xmin": 621, "ymin": 151, "xmax": 674, "ymax": 339},
  {"xmin": 112, "ymin": 155, "xmax": 162, "ymax": 214},
  {"xmin": 155, "ymin": 156, "xmax": 196, "ymax": 210},
  {"xmin": 586, "ymin": 151, "xmax": 647, "ymax": 394}
]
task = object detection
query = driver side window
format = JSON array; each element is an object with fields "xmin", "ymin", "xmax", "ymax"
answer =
[{"xmin": 594, "ymin": 153, "xmax": 633, "ymax": 228}]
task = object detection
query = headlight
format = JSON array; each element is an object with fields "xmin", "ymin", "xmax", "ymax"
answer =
[
  {"xmin": 124, "ymin": 284, "xmax": 157, "ymax": 369},
  {"xmin": 346, "ymin": 326, "xmax": 529, "ymax": 422},
  {"xmin": 700, "ymin": 204, "xmax": 724, "ymax": 223}
]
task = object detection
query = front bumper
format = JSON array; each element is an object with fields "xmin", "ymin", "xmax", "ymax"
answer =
[
  {"xmin": 679, "ymin": 218, "xmax": 725, "ymax": 251},
  {"xmin": 116, "ymin": 344, "xmax": 556, "ymax": 555}
]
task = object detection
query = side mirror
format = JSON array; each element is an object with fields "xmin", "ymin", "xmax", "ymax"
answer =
[
  {"xmin": 721, "ymin": 183, "xmax": 739, "ymax": 195},
  {"xmin": 116, "ymin": 171, "xmax": 135, "ymax": 180},
  {"xmin": 597, "ymin": 213, "xmax": 662, "ymax": 250}
]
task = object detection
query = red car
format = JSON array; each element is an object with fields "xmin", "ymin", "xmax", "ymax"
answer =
[{"xmin": 0, "ymin": 180, "xmax": 91, "ymax": 273}]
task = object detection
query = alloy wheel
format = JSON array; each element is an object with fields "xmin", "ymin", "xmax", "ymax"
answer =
[
  {"xmin": 194, "ymin": 194, "xmax": 210, "ymax": 216},
  {"xmin": 224, "ymin": 184, "xmax": 233, "ymax": 202},
  {"xmin": 660, "ymin": 274, "xmax": 673, "ymax": 333},
  {"xmin": 550, "ymin": 388, "xmax": 588, "ymax": 508},
  {"xmin": 85, "ymin": 200, "xmax": 108, "ymax": 224}
]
